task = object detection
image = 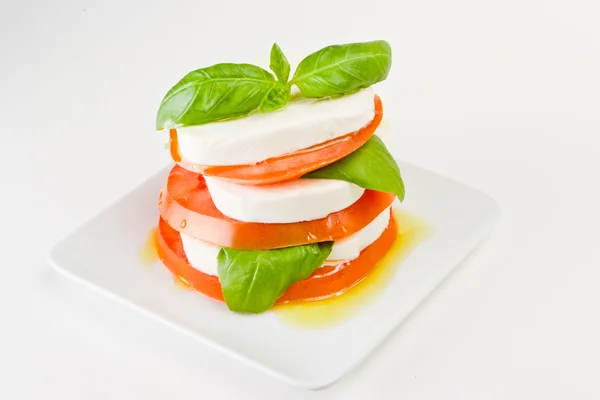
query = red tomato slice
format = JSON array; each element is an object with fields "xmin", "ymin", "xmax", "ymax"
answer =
[
  {"xmin": 155, "ymin": 210, "xmax": 397, "ymax": 304},
  {"xmin": 173, "ymin": 95, "xmax": 383, "ymax": 185},
  {"xmin": 159, "ymin": 164, "xmax": 396, "ymax": 250},
  {"xmin": 156, "ymin": 216, "xmax": 223, "ymax": 301}
]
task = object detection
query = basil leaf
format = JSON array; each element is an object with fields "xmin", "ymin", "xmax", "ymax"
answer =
[
  {"xmin": 217, "ymin": 242, "xmax": 333, "ymax": 313},
  {"xmin": 156, "ymin": 63, "xmax": 276, "ymax": 129},
  {"xmin": 259, "ymin": 82, "xmax": 290, "ymax": 113},
  {"xmin": 304, "ymin": 135, "xmax": 405, "ymax": 201},
  {"xmin": 269, "ymin": 43, "xmax": 290, "ymax": 83},
  {"xmin": 291, "ymin": 40, "xmax": 392, "ymax": 98}
]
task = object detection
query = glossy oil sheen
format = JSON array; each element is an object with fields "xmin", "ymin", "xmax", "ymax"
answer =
[
  {"xmin": 173, "ymin": 275, "xmax": 192, "ymax": 290},
  {"xmin": 138, "ymin": 227, "xmax": 158, "ymax": 266},
  {"xmin": 274, "ymin": 209, "xmax": 431, "ymax": 329},
  {"xmin": 140, "ymin": 229, "xmax": 194, "ymax": 292}
]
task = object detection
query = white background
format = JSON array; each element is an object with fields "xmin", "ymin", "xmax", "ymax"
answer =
[{"xmin": 1, "ymin": 0, "xmax": 599, "ymax": 398}]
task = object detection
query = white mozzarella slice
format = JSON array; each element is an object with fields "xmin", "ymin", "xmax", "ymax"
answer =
[
  {"xmin": 179, "ymin": 234, "xmax": 221, "ymax": 274},
  {"xmin": 205, "ymin": 177, "xmax": 364, "ymax": 223},
  {"xmin": 173, "ymin": 88, "xmax": 375, "ymax": 166},
  {"xmin": 180, "ymin": 206, "xmax": 392, "ymax": 277},
  {"xmin": 328, "ymin": 207, "xmax": 391, "ymax": 261}
]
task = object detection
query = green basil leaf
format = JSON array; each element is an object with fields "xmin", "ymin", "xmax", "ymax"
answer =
[
  {"xmin": 259, "ymin": 82, "xmax": 290, "ymax": 112},
  {"xmin": 269, "ymin": 43, "xmax": 290, "ymax": 83},
  {"xmin": 217, "ymin": 242, "xmax": 333, "ymax": 313},
  {"xmin": 291, "ymin": 40, "xmax": 392, "ymax": 98},
  {"xmin": 156, "ymin": 63, "xmax": 276, "ymax": 129},
  {"xmin": 304, "ymin": 135, "xmax": 405, "ymax": 201}
]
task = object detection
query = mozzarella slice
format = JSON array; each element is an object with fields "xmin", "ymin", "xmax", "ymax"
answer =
[
  {"xmin": 205, "ymin": 177, "xmax": 364, "ymax": 223},
  {"xmin": 180, "ymin": 207, "xmax": 392, "ymax": 276},
  {"xmin": 180, "ymin": 234, "xmax": 221, "ymax": 276},
  {"xmin": 173, "ymin": 88, "xmax": 375, "ymax": 166},
  {"xmin": 327, "ymin": 206, "xmax": 391, "ymax": 261}
]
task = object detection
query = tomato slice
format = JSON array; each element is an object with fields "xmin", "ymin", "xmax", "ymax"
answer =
[
  {"xmin": 156, "ymin": 210, "xmax": 397, "ymax": 304},
  {"xmin": 156, "ymin": 216, "xmax": 223, "ymax": 301},
  {"xmin": 174, "ymin": 95, "xmax": 383, "ymax": 185},
  {"xmin": 159, "ymin": 164, "xmax": 396, "ymax": 250}
]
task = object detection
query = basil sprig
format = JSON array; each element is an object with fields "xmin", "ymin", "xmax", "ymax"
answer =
[
  {"xmin": 217, "ymin": 242, "xmax": 333, "ymax": 313},
  {"xmin": 156, "ymin": 63, "xmax": 279, "ymax": 129},
  {"xmin": 156, "ymin": 40, "xmax": 392, "ymax": 129},
  {"xmin": 269, "ymin": 43, "xmax": 291, "ymax": 84},
  {"xmin": 304, "ymin": 135, "xmax": 405, "ymax": 201},
  {"xmin": 259, "ymin": 81, "xmax": 290, "ymax": 113},
  {"xmin": 291, "ymin": 40, "xmax": 392, "ymax": 98},
  {"xmin": 257, "ymin": 43, "xmax": 292, "ymax": 112}
]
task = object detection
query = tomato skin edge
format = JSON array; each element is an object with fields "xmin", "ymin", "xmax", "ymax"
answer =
[
  {"xmin": 156, "ymin": 216, "xmax": 224, "ymax": 302},
  {"xmin": 155, "ymin": 210, "xmax": 397, "ymax": 306}
]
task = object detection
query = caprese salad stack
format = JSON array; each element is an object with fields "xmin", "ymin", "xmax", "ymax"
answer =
[{"xmin": 155, "ymin": 40, "xmax": 405, "ymax": 313}]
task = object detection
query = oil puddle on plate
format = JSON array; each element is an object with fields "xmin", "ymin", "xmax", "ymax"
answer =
[
  {"xmin": 139, "ymin": 227, "xmax": 159, "ymax": 266},
  {"xmin": 273, "ymin": 209, "xmax": 431, "ymax": 329}
]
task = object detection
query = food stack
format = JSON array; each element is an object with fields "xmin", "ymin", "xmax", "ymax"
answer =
[{"xmin": 154, "ymin": 40, "xmax": 405, "ymax": 313}]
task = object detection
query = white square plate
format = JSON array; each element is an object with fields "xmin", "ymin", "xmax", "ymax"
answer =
[{"xmin": 48, "ymin": 161, "xmax": 500, "ymax": 389}]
